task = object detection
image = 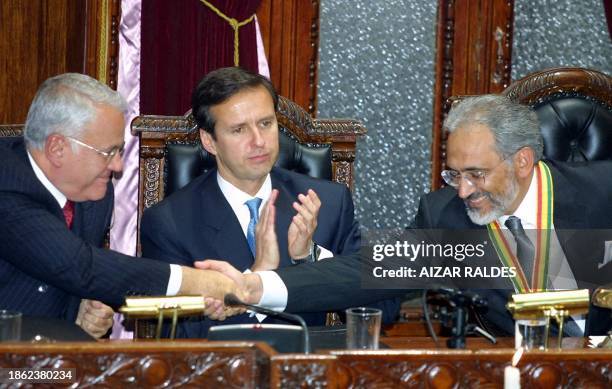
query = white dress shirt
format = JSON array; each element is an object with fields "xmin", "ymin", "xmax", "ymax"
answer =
[
  {"xmin": 27, "ymin": 152, "xmax": 182, "ymax": 296},
  {"xmin": 217, "ymin": 173, "xmax": 272, "ymax": 236},
  {"xmin": 218, "ymin": 172, "xmax": 335, "ymax": 313},
  {"xmin": 257, "ymin": 169, "xmax": 589, "ymax": 333},
  {"xmin": 217, "ymin": 173, "xmax": 287, "ymax": 318},
  {"xmin": 497, "ymin": 170, "xmax": 585, "ymax": 333}
]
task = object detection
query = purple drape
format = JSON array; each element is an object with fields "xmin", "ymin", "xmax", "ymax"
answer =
[{"xmin": 140, "ymin": 0, "xmax": 261, "ymax": 115}]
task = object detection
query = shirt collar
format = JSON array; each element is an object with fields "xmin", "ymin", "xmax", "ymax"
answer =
[
  {"xmin": 27, "ymin": 151, "xmax": 67, "ymax": 208},
  {"xmin": 498, "ymin": 169, "xmax": 537, "ymax": 229},
  {"xmin": 216, "ymin": 172, "xmax": 272, "ymax": 213}
]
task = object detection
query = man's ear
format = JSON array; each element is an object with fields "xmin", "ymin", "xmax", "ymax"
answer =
[
  {"xmin": 45, "ymin": 134, "xmax": 67, "ymax": 167},
  {"xmin": 514, "ymin": 147, "xmax": 535, "ymax": 178},
  {"xmin": 199, "ymin": 129, "xmax": 217, "ymax": 156}
]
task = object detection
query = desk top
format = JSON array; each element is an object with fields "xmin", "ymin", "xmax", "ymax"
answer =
[
  {"xmin": 0, "ymin": 339, "xmax": 609, "ymax": 388},
  {"xmin": 381, "ymin": 336, "xmax": 587, "ymax": 349}
]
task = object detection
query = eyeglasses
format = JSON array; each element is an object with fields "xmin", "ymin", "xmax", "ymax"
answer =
[
  {"xmin": 441, "ymin": 153, "xmax": 515, "ymax": 188},
  {"xmin": 65, "ymin": 136, "xmax": 125, "ymax": 163}
]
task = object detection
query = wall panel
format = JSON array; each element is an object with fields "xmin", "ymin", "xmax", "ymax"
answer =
[{"xmin": 0, "ymin": 0, "xmax": 118, "ymax": 124}]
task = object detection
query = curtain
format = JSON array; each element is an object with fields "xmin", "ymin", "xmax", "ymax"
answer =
[{"xmin": 140, "ymin": 0, "xmax": 262, "ymax": 115}]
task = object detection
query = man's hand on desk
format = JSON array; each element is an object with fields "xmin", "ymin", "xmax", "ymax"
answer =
[
  {"xmin": 75, "ymin": 299, "xmax": 114, "ymax": 338},
  {"xmin": 195, "ymin": 260, "xmax": 264, "ymax": 305},
  {"xmin": 179, "ymin": 266, "xmax": 246, "ymax": 320},
  {"xmin": 252, "ymin": 189, "xmax": 280, "ymax": 271}
]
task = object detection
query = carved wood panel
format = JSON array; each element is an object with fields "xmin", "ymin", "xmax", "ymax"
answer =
[
  {"xmin": 271, "ymin": 350, "xmax": 612, "ymax": 388},
  {"xmin": 0, "ymin": 342, "xmax": 271, "ymax": 388},
  {"xmin": 431, "ymin": 0, "xmax": 515, "ymax": 189},
  {"xmin": 257, "ymin": 0, "xmax": 320, "ymax": 116},
  {"xmin": 0, "ymin": 0, "xmax": 119, "ymax": 124}
]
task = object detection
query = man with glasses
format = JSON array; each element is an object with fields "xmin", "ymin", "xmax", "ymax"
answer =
[
  {"xmin": 0, "ymin": 73, "xmax": 240, "ymax": 338},
  {"xmin": 410, "ymin": 95, "xmax": 612, "ymax": 336},
  {"xmin": 197, "ymin": 94, "xmax": 612, "ymax": 337}
]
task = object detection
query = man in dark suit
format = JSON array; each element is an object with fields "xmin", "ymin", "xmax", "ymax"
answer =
[
  {"xmin": 140, "ymin": 67, "xmax": 398, "ymax": 337},
  {"xmin": 200, "ymin": 94, "xmax": 612, "ymax": 336},
  {"xmin": 0, "ymin": 73, "xmax": 241, "ymax": 338}
]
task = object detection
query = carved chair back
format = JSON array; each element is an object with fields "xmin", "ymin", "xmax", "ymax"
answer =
[
  {"xmin": 434, "ymin": 67, "xmax": 612, "ymax": 188},
  {"xmin": 132, "ymin": 96, "xmax": 366, "ymax": 251}
]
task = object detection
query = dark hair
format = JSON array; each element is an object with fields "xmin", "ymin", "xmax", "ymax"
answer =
[{"xmin": 191, "ymin": 67, "xmax": 278, "ymax": 136}]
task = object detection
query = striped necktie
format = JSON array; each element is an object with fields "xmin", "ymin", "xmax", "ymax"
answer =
[
  {"xmin": 505, "ymin": 216, "xmax": 535, "ymax": 285},
  {"xmin": 63, "ymin": 200, "xmax": 75, "ymax": 229}
]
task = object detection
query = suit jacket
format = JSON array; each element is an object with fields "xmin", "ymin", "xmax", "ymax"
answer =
[
  {"xmin": 276, "ymin": 161, "xmax": 612, "ymax": 335},
  {"xmin": 141, "ymin": 167, "xmax": 398, "ymax": 337},
  {"xmin": 412, "ymin": 160, "xmax": 612, "ymax": 335},
  {"xmin": 0, "ymin": 138, "xmax": 169, "ymax": 322}
]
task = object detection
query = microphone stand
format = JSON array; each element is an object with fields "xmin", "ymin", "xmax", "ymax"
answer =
[
  {"xmin": 437, "ymin": 289, "xmax": 496, "ymax": 349},
  {"xmin": 224, "ymin": 294, "xmax": 310, "ymax": 354}
]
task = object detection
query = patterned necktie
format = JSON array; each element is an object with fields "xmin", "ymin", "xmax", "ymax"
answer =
[
  {"xmin": 505, "ymin": 216, "xmax": 535, "ymax": 286},
  {"xmin": 245, "ymin": 198, "xmax": 262, "ymax": 256},
  {"xmin": 63, "ymin": 200, "xmax": 75, "ymax": 229}
]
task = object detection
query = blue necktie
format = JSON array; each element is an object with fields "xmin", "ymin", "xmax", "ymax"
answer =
[{"xmin": 245, "ymin": 198, "xmax": 262, "ymax": 256}]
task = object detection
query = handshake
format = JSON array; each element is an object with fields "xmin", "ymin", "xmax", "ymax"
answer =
[
  {"xmin": 181, "ymin": 259, "xmax": 264, "ymax": 320},
  {"xmin": 179, "ymin": 188, "xmax": 320, "ymax": 320}
]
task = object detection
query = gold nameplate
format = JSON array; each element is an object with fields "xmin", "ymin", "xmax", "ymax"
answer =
[
  {"xmin": 592, "ymin": 286, "xmax": 612, "ymax": 309},
  {"xmin": 507, "ymin": 289, "xmax": 590, "ymax": 317},
  {"xmin": 119, "ymin": 295, "xmax": 205, "ymax": 317},
  {"xmin": 119, "ymin": 295, "xmax": 206, "ymax": 340},
  {"xmin": 507, "ymin": 289, "xmax": 590, "ymax": 348}
]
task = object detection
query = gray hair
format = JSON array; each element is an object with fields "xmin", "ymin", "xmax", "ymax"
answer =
[
  {"xmin": 443, "ymin": 95, "xmax": 543, "ymax": 161},
  {"xmin": 24, "ymin": 73, "xmax": 127, "ymax": 150}
]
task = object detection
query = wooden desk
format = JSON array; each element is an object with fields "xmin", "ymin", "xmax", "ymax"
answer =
[
  {"xmin": 0, "ymin": 341, "xmax": 273, "ymax": 387},
  {"xmin": 0, "ymin": 339, "xmax": 609, "ymax": 388},
  {"xmin": 271, "ymin": 337, "xmax": 611, "ymax": 388}
]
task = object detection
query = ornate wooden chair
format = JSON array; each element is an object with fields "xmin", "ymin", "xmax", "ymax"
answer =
[
  {"xmin": 131, "ymin": 96, "xmax": 366, "ymax": 328},
  {"xmin": 503, "ymin": 67, "xmax": 612, "ymax": 161},
  {"xmin": 0, "ymin": 125, "xmax": 24, "ymax": 137},
  {"xmin": 131, "ymin": 96, "xmax": 366, "ymax": 249},
  {"xmin": 433, "ymin": 67, "xmax": 612, "ymax": 188}
]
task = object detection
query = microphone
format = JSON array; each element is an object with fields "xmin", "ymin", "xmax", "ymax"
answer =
[{"xmin": 224, "ymin": 294, "xmax": 310, "ymax": 353}]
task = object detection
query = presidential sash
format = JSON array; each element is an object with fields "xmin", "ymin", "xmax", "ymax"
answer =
[{"xmin": 487, "ymin": 161, "xmax": 553, "ymax": 292}]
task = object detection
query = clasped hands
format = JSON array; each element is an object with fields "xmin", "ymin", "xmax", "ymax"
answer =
[{"xmin": 192, "ymin": 188, "xmax": 321, "ymax": 320}]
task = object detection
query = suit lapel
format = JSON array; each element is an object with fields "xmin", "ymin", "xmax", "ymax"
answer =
[
  {"xmin": 550, "ymin": 163, "xmax": 588, "ymax": 230},
  {"xmin": 271, "ymin": 171, "xmax": 293, "ymax": 266},
  {"xmin": 547, "ymin": 163, "xmax": 594, "ymax": 284},
  {"xmin": 200, "ymin": 175, "xmax": 254, "ymax": 271},
  {"xmin": 12, "ymin": 140, "xmax": 66, "ymax": 225}
]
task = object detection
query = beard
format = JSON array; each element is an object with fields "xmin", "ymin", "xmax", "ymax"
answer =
[{"xmin": 465, "ymin": 176, "xmax": 519, "ymax": 225}]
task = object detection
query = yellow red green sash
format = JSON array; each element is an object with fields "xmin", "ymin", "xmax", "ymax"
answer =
[{"xmin": 486, "ymin": 161, "xmax": 553, "ymax": 292}]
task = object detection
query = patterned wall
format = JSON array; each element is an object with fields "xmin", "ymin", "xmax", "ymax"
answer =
[
  {"xmin": 318, "ymin": 0, "xmax": 611, "ymax": 230},
  {"xmin": 318, "ymin": 0, "xmax": 437, "ymax": 230},
  {"xmin": 512, "ymin": 0, "xmax": 611, "ymax": 79}
]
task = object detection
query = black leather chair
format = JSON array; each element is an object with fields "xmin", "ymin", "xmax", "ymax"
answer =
[
  {"xmin": 503, "ymin": 67, "xmax": 612, "ymax": 162},
  {"xmin": 132, "ymin": 95, "xmax": 366, "ymax": 249},
  {"xmin": 132, "ymin": 96, "xmax": 367, "ymax": 327},
  {"xmin": 438, "ymin": 68, "xmax": 612, "ymax": 184}
]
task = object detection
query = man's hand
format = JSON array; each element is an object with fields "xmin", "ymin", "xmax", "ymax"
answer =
[
  {"xmin": 195, "ymin": 260, "xmax": 264, "ymax": 305},
  {"xmin": 252, "ymin": 189, "xmax": 280, "ymax": 271},
  {"xmin": 75, "ymin": 299, "xmax": 114, "ymax": 339},
  {"xmin": 179, "ymin": 266, "xmax": 239, "ymax": 300},
  {"xmin": 288, "ymin": 189, "xmax": 321, "ymax": 259},
  {"xmin": 179, "ymin": 267, "xmax": 246, "ymax": 320},
  {"xmin": 203, "ymin": 297, "xmax": 245, "ymax": 320}
]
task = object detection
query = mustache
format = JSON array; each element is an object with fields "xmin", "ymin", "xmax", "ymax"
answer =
[{"xmin": 463, "ymin": 191, "xmax": 503, "ymax": 208}]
